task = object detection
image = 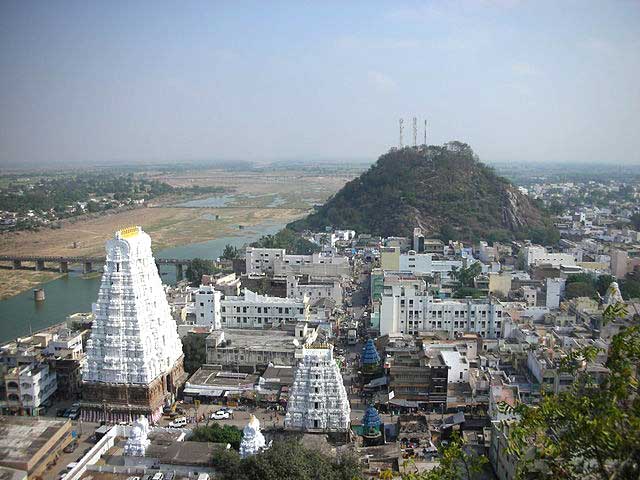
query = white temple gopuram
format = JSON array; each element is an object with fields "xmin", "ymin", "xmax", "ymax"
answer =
[
  {"xmin": 284, "ymin": 345, "xmax": 351, "ymax": 432},
  {"xmin": 239, "ymin": 414, "xmax": 267, "ymax": 458},
  {"xmin": 124, "ymin": 415, "xmax": 151, "ymax": 457},
  {"xmin": 82, "ymin": 226, "xmax": 186, "ymax": 423}
]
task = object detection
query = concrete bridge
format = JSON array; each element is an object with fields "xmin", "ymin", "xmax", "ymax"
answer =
[{"xmin": 0, "ymin": 255, "xmax": 192, "ymax": 279}]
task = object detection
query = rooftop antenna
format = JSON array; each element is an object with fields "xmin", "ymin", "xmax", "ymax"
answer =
[
  {"xmin": 399, "ymin": 118, "xmax": 404, "ymax": 148},
  {"xmin": 424, "ymin": 119, "xmax": 427, "ymax": 145},
  {"xmin": 412, "ymin": 117, "xmax": 417, "ymax": 147}
]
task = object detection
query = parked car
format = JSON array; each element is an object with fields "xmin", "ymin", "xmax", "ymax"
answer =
[
  {"xmin": 67, "ymin": 407, "xmax": 81, "ymax": 420},
  {"xmin": 168, "ymin": 417, "xmax": 187, "ymax": 428},
  {"xmin": 152, "ymin": 473, "xmax": 164, "ymax": 480},
  {"xmin": 210, "ymin": 410, "xmax": 230, "ymax": 420},
  {"xmin": 63, "ymin": 442, "xmax": 77, "ymax": 454}
]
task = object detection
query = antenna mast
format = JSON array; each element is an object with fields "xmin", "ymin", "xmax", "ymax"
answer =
[
  {"xmin": 424, "ymin": 119, "xmax": 427, "ymax": 145},
  {"xmin": 399, "ymin": 118, "xmax": 404, "ymax": 148},
  {"xmin": 412, "ymin": 117, "xmax": 417, "ymax": 147}
]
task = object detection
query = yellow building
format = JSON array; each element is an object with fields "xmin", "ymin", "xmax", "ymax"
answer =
[
  {"xmin": 488, "ymin": 272, "xmax": 512, "ymax": 297},
  {"xmin": 380, "ymin": 246, "xmax": 400, "ymax": 270}
]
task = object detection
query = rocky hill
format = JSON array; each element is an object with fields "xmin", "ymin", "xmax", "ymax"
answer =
[{"xmin": 289, "ymin": 142, "xmax": 556, "ymax": 243}]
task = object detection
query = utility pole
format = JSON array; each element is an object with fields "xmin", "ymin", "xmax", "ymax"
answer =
[
  {"xmin": 399, "ymin": 118, "xmax": 404, "ymax": 148},
  {"xmin": 424, "ymin": 119, "xmax": 427, "ymax": 145}
]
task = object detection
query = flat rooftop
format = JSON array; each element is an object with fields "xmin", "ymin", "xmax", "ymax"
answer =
[
  {"xmin": 146, "ymin": 440, "xmax": 224, "ymax": 466},
  {"xmin": 208, "ymin": 329, "xmax": 301, "ymax": 352},
  {"xmin": 188, "ymin": 367, "xmax": 259, "ymax": 387},
  {"xmin": 261, "ymin": 365, "xmax": 295, "ymax": 385},
  {"xmin": 0, "ymin": 416, "xmax": 70, "ymax": 465}
]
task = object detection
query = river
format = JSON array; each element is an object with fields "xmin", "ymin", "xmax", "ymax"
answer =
[{"xmin": 0, "ymin": 220, "xmax": 284, "ymax": 344}]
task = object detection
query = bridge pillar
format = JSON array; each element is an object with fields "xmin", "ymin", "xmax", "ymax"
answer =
[
  {"xmin": 59, "ymin": 261, "xmax": 69, "ymax": 273},
  {"xmin": 83, "ymin": 261, "xmax": 92, "ymax": 274},
  {"xmin": 35, "ymin": 259, "xmax": 45, "ymax": 271},
  {"xmin": 176, "ymin": 264, "xmax": 184, "ymax": 281},
  {"xmin": 12, "ymin": 260, "xmax": 21, "ymax": 269}
]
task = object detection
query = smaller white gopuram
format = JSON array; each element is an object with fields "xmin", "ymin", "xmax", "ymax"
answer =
[
  {"xmin": 124, "ymin": 415, "xmax": 151, "ymax": 457},
  {"xmin": 604, "ymin": 281, "xmax": 624, "ymax": 306},
  {"xmin": 239, "ymin": 414, "xmax": 267, "ymax": 458},
  {"xmin": 284, "ymin": 345, "xmax": 350, "ymax": 432}
]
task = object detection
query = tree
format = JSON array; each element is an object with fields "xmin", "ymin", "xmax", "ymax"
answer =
[
  {"xmin": 505, "ymin": 306, "xmax": 640, "ymax": 479},
  {"xmin": 191, "ymin": 423, "xmax": 243, "ymax": 450},
  {"xmin": 185, "ymin": 258, "xmax": 219, "ymax": 286},
  {"xmin": 383, "ymin": 433, "xmax": 488, "ymax": 480},
  {"xmin": 440, "ymin": 224, "xmax": 457, "ymax": 243},
  {"xmin": 452, "ymin": 262, "xmax": 482, "ymax": 288},
  {"xmin": 621, "ymin": 278, "xmax": 640, "ymax": 300},
  {"xmin": 596, "ymin": 274, "xmax": 616, "ymax": 296},
  {"xmin": 182, "ymin": 333, "xmax": 206, "ymax": 374},
  {"xmin": 251, "ymin": 228, "xmax": 321, "ymax": 255},
  {"xmin": 565, "ymin": 281, "xmax": 596, "ymax": 299},
  {"xmin": 212, "ymin": 439, "xmax": 362, "ymax": 480},
  {"xmin": 452, "ymin": 287, "xmax": 485, "ymax": 299},
  {"xmin": 221, "ymin": 244, "xmax": 240, "ymax": 260}
]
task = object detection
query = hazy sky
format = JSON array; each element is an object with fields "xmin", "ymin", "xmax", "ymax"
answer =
[{"xmin": 1, "ymin": 1, "xmax": 639, "ymax": 167}]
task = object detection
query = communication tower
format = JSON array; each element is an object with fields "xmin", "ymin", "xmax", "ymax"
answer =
[{"xmin": 412, "ymin": 117, "xmax": 417, "ymax": 147}]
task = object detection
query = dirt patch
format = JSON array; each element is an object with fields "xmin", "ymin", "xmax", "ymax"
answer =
[
  {"xmin": 0, "ymin": 268, "xmax": 63, "ymax": 300},
  {"xmin": 0, "ymin": 207, "xmax": 308, "ymax": 257}
]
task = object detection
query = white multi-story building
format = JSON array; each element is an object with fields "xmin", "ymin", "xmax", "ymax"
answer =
[
  {"xmin": 274, "ymin": 252, "xmax": 350, "ymax": 277},
  {"xmin": 286, "ymin": 275, "xmax": 343, "ymax": 304},
  {"xmin": 545, "ymin": 278, "xmax": 566, "ymax": 309},
  {"xmin": 44, "ymin": 328, "xmax": 84, "ymax": 360},
  {"xmin": 435, "ymin": 349, "xmax": 470, "ymax": 383},
  {"xmin": 523, "ymin": 245, "xmax": 576, "ymax": 268},
  {"xmin": 194, "ymin": 285, "xmax": 222, "ymax": 330},
  {"xmin": 246, "ymin": 247, "xmax": 350, "ymax": 277},
  {"xmin": 379, "ymin": 272, "xmax": 506, "ymax": 338},
  {"xmin": 398, "ymin": 251, "xmax": 470, "ymax": 283},
  {"xmin": 284, "ymin": 345, "xmax": 350, "ymax": 432},
  {"xmin": 2, "ymin": 363, "xmax": 57, "ymax": 416},
  {"xmin": 221, "ymin": 288, "xmax": 309, "ymax": 328},
  {"xmin": 245, "ymin": 247, "xmax": 286, "ymax": 275}
]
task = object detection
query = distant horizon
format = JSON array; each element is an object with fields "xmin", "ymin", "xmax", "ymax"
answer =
[{"xmin": 1, "ymin": 149, "xmax": 640, "ymax": 173}]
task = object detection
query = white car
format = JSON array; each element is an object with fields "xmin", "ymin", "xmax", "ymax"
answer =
[
  {"xmin": 210, "ymin": 410, "xmax": 230, "ymax": 420},
  {"xmin": 168, "ymin": 416, "xmax": 187, "ymax": 428}
]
